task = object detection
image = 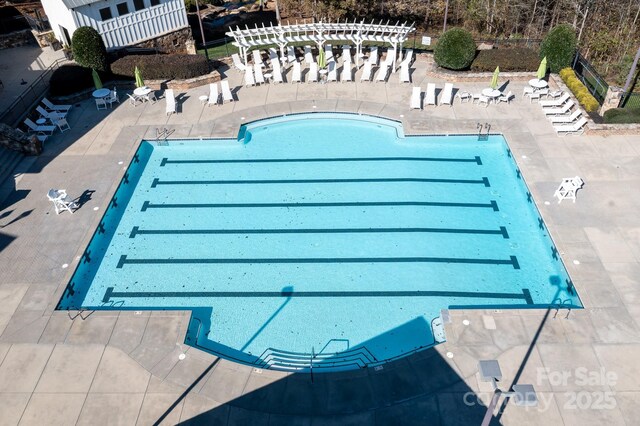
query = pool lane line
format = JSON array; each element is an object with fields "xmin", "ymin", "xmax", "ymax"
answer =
[
  {"xmin": 141, "ymin": 200, "xmax": 500, "ymax": 211},
  {"xmin": 159, "ymin": 156, "xmax": 483, "ymax": 166},
  {"xmin": 101, "ymin": 287, "xmax": 531, "ymax": 304},
  {"xmin": 129, "ymin": 225, "xmax": 509, "ymax": 239},
  {"xmin": 116, "ymin": 255, "xmax": 520, "ymax": 269},
  {"xmin": 151, "ymin": 177, "xmax": 491, "ymax": 188}
]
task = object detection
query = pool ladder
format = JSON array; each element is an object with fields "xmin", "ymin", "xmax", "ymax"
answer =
[
  {"xmin": 155, "ymin": 128, "xmax": 175, "ymax": 143},
  {"xmin": 552, "ymin": 298, "xmax": 573, "ymax": 319},
  {"xmin": 477, "ymin": 122, "xmax": 491, "ymax": 141}
]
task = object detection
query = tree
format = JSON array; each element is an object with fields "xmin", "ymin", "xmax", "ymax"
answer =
[
  {"xmin": 434, "ymin": 27, "xmax": 476, "ymax": 70},
  {"xmin": 71, "ymin": 26, "xmax": 108, "ymax": 72},
  {"xmin": 540, "ymin": 24, "xmax": 577, "ymax": 73}
]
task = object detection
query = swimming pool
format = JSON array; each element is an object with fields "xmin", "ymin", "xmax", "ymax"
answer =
[{"xmin": 58, "ymin": 113, "xmax": 581, "ymax": 371}]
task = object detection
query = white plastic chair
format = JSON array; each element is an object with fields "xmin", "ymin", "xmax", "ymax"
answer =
[
  {"xmin": 478, "ymin": 95, "xmax": 490, "ymax": 107},
  {"xmin": 455, "ymin": 91, "xmax": 472, "ymax": 103},
  {"xmin": 232, "ymin": 53, "xmax": 246, "ymax": 71},
  {"xmin": 47, "ymin": 189, "xmax": 77, "ymax": 214},
  {"xmin": 208, "ymin": 83, "xmax": 219, "ymax": 106},
  {"xmin": 440, "ymin": 83, "xmax": 454, "ymax": 106},
  {"xmin": 95, "ymin": 98, "xmax": 108, "ymax": 110},
  {"xmin": 554, "ymin": 176, "xmax": 584, "ymax": 203},
  {"xmin": 425, "ymin": 83, "xmax": 436, "ymax": 106},
  {"xmin": 55, "ymin": 118, "xmax": 70, "ymax": 132},
  {"xmin": 221, "ymin": 80, "xmax": 234, "ymax": 102},
  {"xmin": 498, "ymin": 91, "xmax": 513, "ymax": 104},
  {"xmin": 410, "ymin": 86, "xmax": 421, "ymax": 109},
  {"xmin": 127, "ymin": 93, "xmax": 141, "ymax": 106},
  {"xmin": 165, "ymin": 89, "xmax": 176, "ymax": 115},
  {"xmin": 107, "ymin": 87, "xmax": 119, "ymax": 107}
]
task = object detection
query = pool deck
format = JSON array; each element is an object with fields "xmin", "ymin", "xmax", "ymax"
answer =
[{"xmin": 1, "ymin": 54, "xmax": 640, "ymax": 425}]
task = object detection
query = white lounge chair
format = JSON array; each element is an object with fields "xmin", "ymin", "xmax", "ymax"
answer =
[
  {"xmin": 375, "ymin": 63, "xmax": 390, "ymax": 82},
  {"xmin": 304, "ymin": 45, "xmax": 315, "ymax": 65},
  {"xmin": 399, "ymin": 62, "xmax": 410, "ymax": 83},
  {"xmin": 287, "ymin": 46, "xmax": 297, "ymax": 64},
  {"xmin": 497, "ymin": 91, "xmax": 513, "ymax": 104},
  {"xmin": 401, "ymin": 49, "xmax": 413, "ymax": 65},
  {"xmin": 24, "ymin": 118, "xmax": 55, "ymax": 135},
  {"xmin": 554, "ymin": 117, "xmax": 587, "ymax": 135},
  {"xmin": 231, "ymin": 53, "xmax": 246, "ymax": 71},
  {"xmin": 244, "ymin": 67, "xmax": 256, "ymax": 87},
  {"xmin": 440, "ymin": 83, "xmax": 454, "ymax": 106},
  {"xmin": 36, "ymin": 105, "xmax": 65, "ymax": 122},
  {"xmin": 207, "ymin": 83, "xmax": 219, "ymax": 106},
  {"xmin": 327, "ymin": 61, "xmax": 337, "ymax": 82},
  {"xmin": 308, "ymin": 63, "xmax": 318, "ymax": 83},
  {"xmin": 529, "ymin": 88, "xmax": 549, "ymax": 103},
  {"xmin": 456, "ymin": 91, "xmax": 472, "ymax": 103},
  {"xmin": 410, "ymin": 86, "xmax": 421, "ymax": 109},
  {"xmin": 341, "ymin": 63, "xmax": 352, "ymax": 82},
  {"xmin": 324, "ymin": 44, "xmax": 333, "ymax": 61},
  {"xmin": 47, "ymin": 189, "xmax": 77, "ymax": 214},
  {"xmin": 368, "ymin": 46, "xmax": 378, "ymax": 65},
  {"xmin": 17, "ymin": 127, "xmax": 47, "ymax": 144},
  {"xmin": 42, "ymin": 98, "xmax": 72, "ymax": 113},
  {"xmin": 254, "ymin": 63, "xmax": 265, "ymax": 85},
  {"xmin": 291, "ymin": 61, "xmax": 302, "ymax": 83},
  {"xmin": 253, "ymin": 50, "xmax": 264, "ymax": 67},
  {"xmin": 221, "ymin": 80, "xmax": 234, "ymax": 102},
  {"xmin": 425, "ymin": 83, "xmax": 436, "ymax": 106},
  {"xmin": 384, "ymin": 48, "xmax": 396, "ymax": 67},
  {"xmin": 554, "ymin": 176, "xmax": 584, "ymax": 203},
  {"xmin": 272, "ymin": 62, "xmax": 284, "ymax": 83},
  {"xmin": 342, "ymin": 45, "xmax": 351, "ymax": 64},
  {"xmin": 360, "ymin": 62, "xmax": 372, "ymax": 82},
  {"xmin": 268, "ymin": 48, "xmax": 278, "ymax": 62},
  {"xmin": 540, "ymin": 93, "xmax": 570, "ymax": 108},
  {"xmin": 543, "ymin": 100, "xmax": 574, "ymax": 115},
  {"xmin": 165, "ymin": 89, "xmax": 176, "ymax": 115},
  {"xmin": 549, "ymin": 109, "xmax": 582, "ymax": 124}
]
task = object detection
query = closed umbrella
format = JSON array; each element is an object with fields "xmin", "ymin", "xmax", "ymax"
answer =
[
  {"xmin": 318, "ymin": 47, "xmax": 326, "ymax": 69},
  {"xmin": 537, "ymin": 57, "xmax": 547, "ymax": 80},
  {"xmin": 490, "ymin": 66, "xmax": 500, "ymax": 90},
  {"xmin": 92, "ymin": 69, "xmax": 102, "ymax": 90},
  {"xmin": 134, "ymin": 66, "xmax": 145, "ymax": 88}
]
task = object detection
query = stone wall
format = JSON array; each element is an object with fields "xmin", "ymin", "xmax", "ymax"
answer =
[
  {"xmin": 599, "ymin": 86, "xmax": 624, "ymax": 115},
  {"xmin": 0, "ymin": 29, "xmax": 37, "ymax": 50},
  {"xmin": 130, "ymin": 27, "xmax": 195, "ymax": 54},
  {"xmin": 0, "ymin": 124, "xmax": 43, "ymax": 155}
]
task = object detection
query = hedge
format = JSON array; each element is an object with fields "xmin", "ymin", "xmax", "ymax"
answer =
[
  {"xmin": 434, "ymin": 28, "xmax": 476, "ymax": 70},
  {"xmin": 471, "ymin": 48, "xmax": 540, "ymax": 72},
  {"xmin": 540, "ymin": 25, "xmax": 577, "ymax": 73},
  {"xmin": 603, "ymin": 107, "xmax": 640, "ymax": 124},
  {"xmin": 49, "ymin": 65, "xmax": 97, "ymax": 97},
  {"xmin": 559, "ymin": 68, "xmax": 600, "ymax": 112},
  {"xmin": 71, "ymin": 26, "xmax": 108, "ymax": 72},
  {"xmin": 110, "ymin": 54, "xmax": 209, "ymax": 80}
]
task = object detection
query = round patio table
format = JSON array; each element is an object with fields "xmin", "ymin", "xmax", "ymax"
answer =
[
  {"xmin": 133, "ymin": 87, "xmax": 152, "ymax": 97},
  {"xmin": 482, "ymin": 88, "xmax": 502, "ymax": 98},
  {"xmin": 528, "ymin": 78, "xmax": 548, "ymax": 89},
  {"xmin": 92, "ymin": 88, "xmax": 110, "ymax": 98}
]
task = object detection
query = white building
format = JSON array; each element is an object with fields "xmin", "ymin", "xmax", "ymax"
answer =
[{"xmin": 40, "ymin": 0, "xmax": 191, "ymax": 51}]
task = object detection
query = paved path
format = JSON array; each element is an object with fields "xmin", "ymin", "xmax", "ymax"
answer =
[{"xmin": 0, "ymin": 55, "xmax": 639, "ymax": 425}]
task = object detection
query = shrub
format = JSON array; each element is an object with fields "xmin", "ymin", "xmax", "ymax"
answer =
[
  {"xmin": 71, "ymin": 26, "xmax": 108, "ymax": 72},
  {"xmin": 110, "ymin": 54, "xmax": 209, "ymax": 80},
  {"xmin": 49, "ymin": 64, "xmax": 94, "ymax": 97},
  {"xmin": 603, "ymin": 107, "xmax": 640, "ymax": 124},
  {"xmin": 434, "ymin": 28, "xmax": 476, "ymax": 70},
  {"xmin": 558, "ymin": 67, "xmax": 600, "ymax": 112},
  {"xmin": 540, "ymin": 24, "xmax": 577, "ymax": 73},
  {"xmin": 471, "ymin": 48, "xmax": 540, "ymax": 72}
]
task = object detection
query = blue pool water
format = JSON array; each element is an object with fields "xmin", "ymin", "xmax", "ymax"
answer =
[{"xmin": 58, "ymin": 113, "xmax": 581, "ymax": 370}]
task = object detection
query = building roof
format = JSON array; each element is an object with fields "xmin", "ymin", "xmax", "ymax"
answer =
[{"xmin": 61, "ymin": 0, "xmax": 103, "ymax": 9}]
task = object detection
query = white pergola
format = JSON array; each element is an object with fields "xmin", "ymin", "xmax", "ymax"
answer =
[{"xmin": 226, "ymin": 20, "xmax": 415, "ymax": 72}]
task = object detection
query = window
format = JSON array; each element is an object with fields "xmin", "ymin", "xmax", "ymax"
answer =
[
  {"xmin": 116, "ymin": 2, "xmax": 129, "ymax": 16},
  {"xmin": 133, "ymin": 0, "xmax": 145, "ymax": 11},
  {"xmin": 99, "ymin": 7, "xmax": 112, "ymax": 20},
  {"xmin": 149, "ymin": 0, "xmax": 160, "ymax": 6}
]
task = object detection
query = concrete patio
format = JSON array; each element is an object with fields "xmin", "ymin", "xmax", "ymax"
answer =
[{"xmin": 1, "ymin": 54, "xmax": 639, "ymax": 425}]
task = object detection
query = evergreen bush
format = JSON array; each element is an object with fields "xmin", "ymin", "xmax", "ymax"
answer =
[
  {"xmin": 603, "ymin": 107, "xmax": 640, "ymax": 124},
  {"xmin": 71, "ymin": 26, "xmax": 108, "ymax": 72},
  {"xmin": 434, "ymin": 28, "xmax": 476, "ymax": 70},
  {"xmin": 540, "ymin": 24, "xmax": 577, "ymax": 73}
]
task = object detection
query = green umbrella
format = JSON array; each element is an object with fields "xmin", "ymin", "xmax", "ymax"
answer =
[
  {"xmin": 490, "ymin": 66, "xmax": 500, "ymax": 89},
  {"xmin": 134, "ymin": 66, "xmax": 145, "ymax": 88},
  {"xmin": 92, "ymin": 69, "xmax": 102, "ymax": 90},
  {"xmin": 537, "ymin": 56, "xmax": 547, "ymax": 80},
  {"xmin": 318, "ymin": 47, "xmax": 326, "ymax": 69}
]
